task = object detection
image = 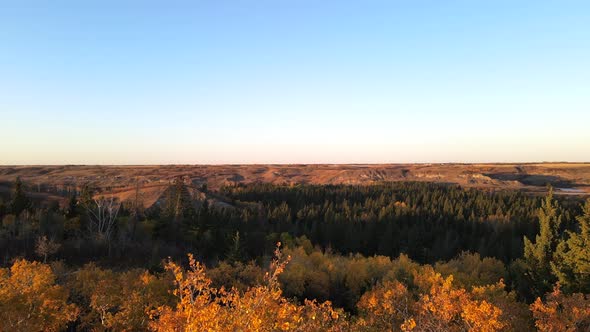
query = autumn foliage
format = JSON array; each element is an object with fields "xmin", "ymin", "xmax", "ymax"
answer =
[
  {"xmin": 356, "ymin": 268, "xmax": 507, "ymax": 332},
  {"xmin": 0, "ymin": 260, "xmax": 78, "ymax": 331},
  {"xmin": 67, "ymin": 263, "xmax": 172, "ymax": 331},
  {"xmin": 150, "ymin": 244, "xmax": 347, "ymax": 331},
  {"xmin": 530, "ymin": 284, "xmax": 590, "ymax": 331},
  {"xmin": 0, "ymin": 244, "xmax": 589, "ymax": 331}
]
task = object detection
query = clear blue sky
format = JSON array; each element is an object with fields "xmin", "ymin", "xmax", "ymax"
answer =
[{"xmin": 1, "ymin": 1, "xmax": 589, "ymax": 164}]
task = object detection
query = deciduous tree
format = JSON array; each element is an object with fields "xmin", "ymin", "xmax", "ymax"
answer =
[
  {"xmin": 0, "ymin": 260, "xmax": 78, "ymax": 331},
  {"xmin": 531, "ymin": 284, "xmax": 590, "ymax": 331}
]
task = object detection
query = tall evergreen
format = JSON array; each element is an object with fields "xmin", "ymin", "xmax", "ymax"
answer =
[
  {"xmin": 552, "ymin": 198, "xmax": 590, "ymax": 293},
  {"xmin": 66, "ymin": 193, "xmax": 78, "ymax": 218},
  {"xmin": 10, "ymin": 177, "xmax": 31, "ymax": 216},
  {"xmin": 162, "ymin": 177, "xmax": 193, "ymax": 222},
  {"xmin": 226, "ymin": 231, "xmax": 245, "ymax": 263},
  {"xmin": 0, "ymin": 198, "xmax": 6, "ymax": 218},
  {"xmin": 523, "ymin": 186, "xmax": 562, "ymax": 297},
  {"xmin": 79, "ymin": 184, "xmax": 94, "ymax": 208}
]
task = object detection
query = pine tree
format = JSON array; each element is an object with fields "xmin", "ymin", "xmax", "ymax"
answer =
[
  {"xmin": 66, "ymin": 193, "xmax": 78, "ymax": 218},
  {"xmin": 162, "ymin": 177, "xmax": 192, "ymax": 223},
  {"xmin": 10, "ymin": 177, "xmax": 31, "ymax": 216},
  {"xmin": 552, "ymin": 198, "xmax": 590, "ymax": 293},
  {"xmin": 0, "ymin": 199, "xmax": 6, "ymax": 218},
  {"xmin": 523, "ymin": 186, "xmax": 562, "ymax": 297},
  {"xmin": 79, "ymin": 184, "xmax": 94, "ymax": 209},
  {"xmin": 173, "ymin": 178, "xmax": 186, "ymax": 222},
  {"xmin": 226, "ymin": 231, "xmax": 245, "ymax": 263}
]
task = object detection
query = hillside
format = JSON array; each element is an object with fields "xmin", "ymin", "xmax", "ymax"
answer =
[{"xmin": 0, "ymin": 163, "xmax": 589, "ymax": 208}]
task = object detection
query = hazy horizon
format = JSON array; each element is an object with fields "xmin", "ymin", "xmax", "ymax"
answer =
[
  {"xmin": 1, "ymin": 1, "xmax": 589, "ymax": 164},
  {"xmin": 2, "ymin": 161, "xmax": 590, "ymax": 167}
]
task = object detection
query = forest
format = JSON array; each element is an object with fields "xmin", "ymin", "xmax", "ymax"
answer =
[{"xmin": 1, "ymin": 178, "xmax": 590, "ymax": 331}]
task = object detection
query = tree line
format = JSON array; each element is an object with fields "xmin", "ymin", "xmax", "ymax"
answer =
[{"xmin": 1, "ymin": 177, "xmax": 590, "ymax": 330}]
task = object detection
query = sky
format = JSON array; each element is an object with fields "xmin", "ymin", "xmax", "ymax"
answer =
[{"xmin": 0, "ymin": 1, "xmax": 589, "ymax": 164}]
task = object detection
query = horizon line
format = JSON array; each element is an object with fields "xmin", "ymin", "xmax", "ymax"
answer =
[{"xmin": 2, "ymin": 161, "xmax": 590, "ymax": 167}]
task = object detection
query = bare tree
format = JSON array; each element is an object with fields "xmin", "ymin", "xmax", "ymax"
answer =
[
  {"xmin": 85, "ymin": 195, "xmax": 121, "ymax": 241},
  {"xmin": 35, "ymin": 236, "xmax": 61, "ymax": 263}
]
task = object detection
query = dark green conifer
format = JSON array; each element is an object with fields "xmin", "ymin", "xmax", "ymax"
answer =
[
  {"xmin": 523, "ymin": 186, "xmax": 561, "ymax": 296},
  {"xmin": 226, "ymin": 231, "xmax": 245, "ymax": 263},
  {"xmin": 10, "ymin": 177, "xmax": 31, "ymax": 216},
  {"xmin": 552, "ymin": 198, "xmax": 590, "ymax": 293}
]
